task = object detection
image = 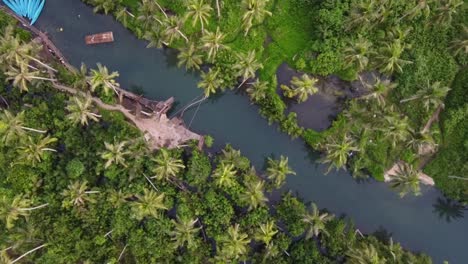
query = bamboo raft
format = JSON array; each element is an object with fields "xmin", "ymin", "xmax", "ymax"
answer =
[{"xmin": 85, "ymin": 31, "xmax": 114, "ymax": 45}]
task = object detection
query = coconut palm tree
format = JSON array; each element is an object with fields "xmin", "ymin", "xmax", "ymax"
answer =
[
  {"xmin": 246, "ymin": 79, "xmax": 269, "ymax": 103},
  {"xmin": 61, "ymin": 181, "xmax": 99, "ymax": 209},
  {"xmin": 66, "ymin": 95, "xmax": 101, "ymax": 126},
  {"xmin": 346, "ymin": 242, "xmax": 386, "ymax": 264},
  {"xmin": 0, "ymin": 110, "xmax": 46, "ymax": 145},
  {"xmin": 383, "ymin": 114, "xmax": 413, "ymax": 147},
  {"xmin": 376, "ymin": 40, "xmax": 412, "ymax": 74},
  {"xmin": 87, "ymin": 63, "xmax": 120, "ymax": 95},
  {"xmin": 302, "ymin": 203, "xmax": 334, "ymax": 239},
  {"xmin": 233, "ymin": 50, "xmax": 263, "ymax": 85},
  {"xmin": 162, "ymin": 16, "xmax": 189, "ymax": 44},
  {"xmin": 321, "ymin": 134, "xmax": 359, "ymax": 173},
  {"xmin": 186, "ymin": 0, "xmax": 213, "ymax": 32},
  {"xmin": 144, "ymin": 27, "xmax": 166, "ymax": 48},
  {"xmin": 242, "ymin": 0, "xmax": 272, "ymax": 36},
  {"xmin": 201, "ymin": 27, "xmax": 228, "ymax": 62},
  {"xmin": 115, "ymin": 6, "xmax": 134, "ymax": 28},
  {"xmin": 5, "ymin": 63, "xmax": 56, "ymax": 93},
  {"xmin": 177, "ymin": 43, "xmax": 203, "ymax": 71},
  {"xmin": 406, "ymin": 132, "xmax": 437, "ymax": 155},
  {"xmin": 17, "ymin": 135, "xmax": 58, "ymax": 167},
  {"xmin": 390, "ymin": 163, "xmax": 421, "ymax": 197},
  {"xmin": 131, "ymin": 189, "xmax": 167, "ymax": 220},
  {"xmin": 169, "ymin": 216, "xmax": 201, "ymax": 250},
  {"xmin": 240, "ymin": 180, "xmax": 268, "ymax": 210},
  {"xmin": 361, "ymin": 77, "xmax": 397, "ymax": 106},
  {"xmin": 400, "ymin": 0, "xmax": 434, "ymax": 21},
  {"xmin": 220, "ymin": 144, "xmax": 250, "ymax": 169},
  {"xmin": 433, "ymin": 0, "xmax": 463, "ymax": 26},
  {"xmin": 212, "ymin": 162, "xmax": 237, "ymax": 188},
  {"xmin": 151, "ymin": 148, "xmax": 185, "ymax": 182},
  {"xmin": 400, "ymin": 81, "xmax": 451, "ymax": 111},
  {"xmin": 218, "ymin": 224, "xmax": 251, "ymax": 261},
  {"xmin": 198, "ymin": 68, "xmax": 223, "ymax": 97},
  {"xmin": 137, "ymin": 1, "xmax": 156, "ymax": 31},
  {"xmin": 0, "ymin": 195, "xmax": 48, "ymax": 229},
  {"xmin": 344, "ymin": 36, "xmax": 373, "ymax": 72},
  {"xmin": 92, "ymin": 0, "xmax": 119, "ymax": 14},
  {"xmin": 70, "ymin": 63, "xmax": 89, "ymax": 90},
  {"xmin": 266, "ymin": 155, "xmax": 296, "ymax": 188},
  {"xmin": 346, "ymin": 0, "xmax": 384, "ymax": 31},
  {"xmin": 450, "ymin": 25, "xmax": 468, "ymax": 55},
  {"xmin": 254, "ymin": 221, "xmax": 277, "ymax": 245},
  {"xmin": 100, "ymin": 140, "xmax": 130, "ymax": 168},
  {"xmin": 281, "ymin": 74, "xmax": 319, "ymax": 103}
]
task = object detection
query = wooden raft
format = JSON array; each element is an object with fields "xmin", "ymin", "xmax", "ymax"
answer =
[{"xmin": 85, "ymin": 31, "xmax": 114, "ymax": 45}]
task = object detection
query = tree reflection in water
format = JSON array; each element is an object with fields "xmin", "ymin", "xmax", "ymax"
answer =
[{"xmin": 433, "ymin": 197, "xmax": 466, "ymax": 222}]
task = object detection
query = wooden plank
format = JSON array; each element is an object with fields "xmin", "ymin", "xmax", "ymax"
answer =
[{"xmin": 85, "ymin": 31, "xmax": 114, "ymax": 45}]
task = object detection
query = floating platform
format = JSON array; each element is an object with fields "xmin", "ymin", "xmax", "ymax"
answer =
[{"xmin": 85, "ymin": 31, "xmax": 114, "ymax": 45}]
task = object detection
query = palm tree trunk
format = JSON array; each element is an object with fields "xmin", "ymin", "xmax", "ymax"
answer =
[
  {"xmin": 31, "ymin": 76, "xmax": 57, "ymax": 82},
  {"xmin": 177, "ymin": 30, "xmax": 189, "ymax": 43},
  {"xmin": 11, "ymin": 244, "xmax": 47, "ymax": 264},
  {"xmin": 143, "ymin": 173, "xmax": 159, "ymax": 192},
  {"xmin": 90, "ymin": 113, "xmax": 102, "ymax": 118},
  {"xmin": 448, "ymin": 175, "xmax": 468, "ymax": 181},
  {"xmin": 215, "ymin": 0, "xmax": 221, "ymax": 18},
  {"xmin": 42, "ymin": 148, "xmax": 57, "ymax": 152},
  {"xmin": 25, "ymin": 55, "xmax": 57, "ymax": 72},
  {"xmin": 118, "ymin": 244, "xmax": 128, "ymax": 261},
  {"xmin": 17, "ymin": 203, "xmax": 49, "ymax": 211},
  {"xmin": 154, "ymin": 2, "xmax": 168, "ymax": 19},
  {"xmin": 125, "ymin": 9, "xmax": 135, "ymax": 18},
  {"xmin": 21, "ymin": 126, "xmax": 47, "ymax": 133},
  {"xmin": 84, "ymin": 191, "xmax": 100, "ymax": 194},
  {"xmin": 104, "ymin": 230, "xmax": 113, "ymax": 237}
]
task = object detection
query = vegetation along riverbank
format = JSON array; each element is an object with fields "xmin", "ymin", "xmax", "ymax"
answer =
[
  {"xmin": 0, "ymin": 10, "xmax": 436, "ymax": 263},
  {"xmin": 79, "ymin": 0, "xmax": 468, "ymax": 203}
]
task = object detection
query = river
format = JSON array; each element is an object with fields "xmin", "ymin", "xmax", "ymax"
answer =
[{"xmin": 30, "ymin": 1, "xmax": 468, "ymax": 263}]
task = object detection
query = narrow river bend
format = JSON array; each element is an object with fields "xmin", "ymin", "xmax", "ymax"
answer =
[{"xmin": 29, "ymin": 1, "xmax": 468, "ymax": 263}]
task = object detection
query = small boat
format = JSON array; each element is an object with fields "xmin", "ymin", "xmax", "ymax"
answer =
[{"xmin": 85, "ymin": 31, "xmax": 114, "ymax": 45}]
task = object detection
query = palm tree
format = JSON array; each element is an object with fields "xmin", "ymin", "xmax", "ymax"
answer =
[
  {"xmin": 346, "ymin": 242, "xmax": 386, "ymax": 264},
  {"xmin": 346, "ymin": 0, "xmax": 384, "ymax": 31},
  {"xmin": 389, "ymin": 163, "xmax": 421, "ymax": 197},
  {"xmin": 198, "ymin": 68, "xmax": 223, "ymax": 97},
  {"xmin": 87, "ymin": 63, "xmax": 120, "ymax": 95},
  {"xmin": 383, "ymin": 114, "xmax": 413, "ymax": 147},
  {"xmin": 66, "ymin": 95, "xmax": 101, "ymax": 126},
  {"xmin": 218, "ymin": 224, "xmax": 251, "ymax": 261},
  {"xmin": 0, "ymin": 110, "xmax": 46, "ymax": 145},
  {"xmin": 407, "ymin": 132, "xmax": 437, "ymax": 155},
  {"xmin": 246, "ymin": 79, "xmax": 269, "ymax": 103},
  {"xmin": 61, "ymin": 181, "xmax": 99, "ymax": 209},
  {"xmin": 17, "ymin": 136, "xmax": 58, "ymax": 166},
  {"xmin": 254, "ymin": 221, "xmax": 277, "ymax": 245},
  {"xmin": 92, "ymin": 0, "xmax": 118, "ymax": 14},
  {"xmin": 450, "ymin": 25, "xmax": 468, "ymax": 55},
  {"xmin": 266, "ymin": 155, "xmax": 296, "ymax": 188},
  {"xmin": 131, "ymin": 189, "xmax": 167, "ymax": 220},
  {"xmin": 6, "ymin": 63, "xmax": 56, "ymax": 92},
  {"xmin": 400, "ymin": 0, "xmax": 434, "ymax": 21},
  {"xmin": 137, "ymin": 1, "xmax": 156, "ymax": 31},
  {"xmin": 169, "ymin": 216, "xmax": 201, "ymax": 249},
  {"xmin": 361, "ymin": 77, "xmax": 397, "ymax": 106},
  {"xmin": 400, "ymin": 81, "xmax": 451, "ymax": 111},
  {"xmin": 162, "ymin": 16, "xmax": 189, "ymax": 44},
  {"xmin": 302, "ymin": 203, "xmax": 334, "ymax": 239},
  {"xmin": 433, "ymin": 0, "xmax": 463, "ymax": 26},
  {"xmin": 233, "ymin": 50, "xmax": 263, "ymax": 85},
  {"xmin": 71, "ymin": 63, "xmax": 89, "ymax": 90},
  {"xmin": 242, "ymin": 0, "xmax": 272, "ymax": 36},
  {"xmin": 321, "ymin": 134, "xmax": 359, "ymax": 173},
  {"xmin": 0, "ymin": 195, "xmax": 48, "ymax": 229},
  {"xmin": 151, "ymin": 148, "xmax": 185, "ymax": 182},
  {"xmin": 376, "ymin": 40, "xmax": 412, "ymax": 74},
  {"xmin": 100, "ymin": 140, "xmax": 130, "ymax": 168},
  {"xmin": 212, "ymin": 162, "xmax": 237, "ymax": 188},
  {"xmin": 201, "ymin": 27, "xmax": 228, "ymax": 62},
  {"xmin": 220, "ymin": 144, "xmax": 250, "ymax": 169},
  {"xmin": 344, "ymin": 36, "xmax": 373, "ymax": 72},
  {"xmin": 115, "ymin": 6, "xmax": 134, "ymax": 28},
  {"xmin": 144, "ymin": 26, "xmax": 166, "ymax": 48},
  {"xmin": 281, "ymin": 74, "xmax": 319, "ymax": 103},
  {"xmin": 240, "ymin": 180, "xmax": 268, "ymax": 210},
  {"xmin": 177, "ymin": 43, "xmax": 203, "ymax": 71},
  {"xmin": 186, "ymin": 0, "xmax": 213, "ymax": 32}
]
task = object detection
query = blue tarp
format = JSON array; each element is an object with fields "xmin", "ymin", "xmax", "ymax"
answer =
[{"xmin": 2, "ymin": 0, "xmax": 45, "ymax": 25}]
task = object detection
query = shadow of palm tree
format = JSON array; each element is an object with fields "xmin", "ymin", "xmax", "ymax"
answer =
[{"xmin": 433, "ymin": 197, "xmax": 466, "ymax": 223}]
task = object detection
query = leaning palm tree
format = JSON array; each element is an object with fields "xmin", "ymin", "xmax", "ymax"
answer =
[
  {"xmin": 162, "ymin": 16, "xmax": 189, "ymax": 44},
  {"xmin": 253, "ymin": 221, "xmax": 277, "ymax": 245},
  {"xmin": 321, "ymin": 134, "xmax": 359, "ymax": 173},
  {"xmin": 242, "ymin": 0, "xmax": 272, "ymax": 36},
  {"xmin": 61, "ymin": 180, "xmax": 99, "ymax": 209},
  {"xmin": 212, "ymin": 162, "xmax": 237, "ymax": 188},
  {"xmin": 361, "ymin": 77, "xmax": 397, "ymax": 106},
  {"xmin": 185, "ymin": 0, "xmax": 213, "ymax": 32},
  {"xmin": 281, "ymin": 74, "xmax": 319, "ymax": 103},
  {"xmin": 169, "ymin": 216, "xmax": 201, "ymax": 250},
  {"xmin": 302, "ymin": 203, "xmax": 334, "ymax": 239},
  {"xmin": 400, "ymin": 81, "xmax": 451, "ymax": 112},
  {"xmin": 66, "ymin": 95, "xmax": 101, "ymax": 126},
  {"xmin": 0, "ymin": 110, "xmax": 46, "ymax": 145},
  {"xmin": 201, "ymin": 27, "xmax": 228, "ymax": 62},
  {"xmin": 151, "ymin": 148, "xmax": 185, "ymax": 182},
  {"xmin": 266, "ymin": 155, "xmax": 296, "ymax": 188},
  {"xmin": 240, "ymin": 179, "xmax": 268, "ymax": 210},
  {"xmin": 100, "ymin": 140, "xmax": 130, "ymax": 168},
  {"xmin": 0, "ymin": 195, "xmax": 48, "ymax": 229},
  {"xmin": 17, "ymin": 136, "xmax": 58, "ymax": 167},
  {"xmin": 177, "ymin": 43, "xmax": 203, "ymax": 71},
  {"xmin": 344, "ymin": 36, "xmax": 373, "ymax": 72},
  {"xmin": 5, "ymin": 63, "xmax": 56, "ymax": 93},
  {"xmin": 346, "ymin": 242, "xmax": 386, "ymax": 264},
  {"xmin": 433, "ymin": 0, "xmax": 463, "ymax": 26},
  {"xmin": 389, "ymin": 163, "xmax": 421, "ymax": 197},
  {"xmin": 218, "ymin": 224, "xmax": 251, "ymax": 261},
  {"xmin": 131, "ymin": 189, "xmax": 167, "ymax": 220},
  {"xmin": 376, "ymin": 40, "xmax": 412, "ymax": 74},
  {"xmin": 450, "ymin": 25, "xmax": 468, "ymax": 55},
  {"xmin": 233, "ymin": 50, "xmax": 263, "ymax": 86},
  {"xmin": 198, "ymin": 68, "xmax": 223, "ymax": 97},
  {"xmin": 87, "ymin": 63, "xmax": 120, "ymax": 95},
  {"xmin": 246, "ymin": 79, "xmax": 269, "ymax": 103}
]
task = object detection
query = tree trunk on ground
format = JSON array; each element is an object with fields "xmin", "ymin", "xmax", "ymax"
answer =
[{"xmin": 10, "ymin": 244, "xmax": 47, "ymax": 264}]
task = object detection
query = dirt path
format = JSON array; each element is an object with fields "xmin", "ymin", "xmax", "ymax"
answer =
[{"xmin": 384, "ymin": 161, "xmax": 435, "ymax": 186}]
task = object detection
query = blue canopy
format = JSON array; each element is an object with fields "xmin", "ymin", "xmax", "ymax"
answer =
[{"xmin": 2, "ymin": 0, "xmax": 45, "ymax": 25}]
